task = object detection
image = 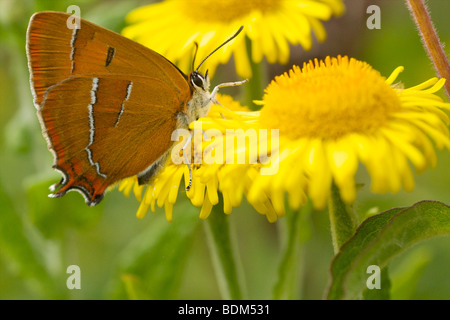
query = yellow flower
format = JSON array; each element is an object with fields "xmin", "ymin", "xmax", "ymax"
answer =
[
  {"xmin": 249, "ymin": 55, "xmax": 450, "ymax": 212},
  {"xmin": 118, "ymin": 57, "xmax": 449, "ymax": 223},
  {"xmin": 118, "ymin": 94, "xmax": 281, "ymax": 222},
  {"xmin": 122, "ymin": 0, "xmax": 345, "ymax": 78}
]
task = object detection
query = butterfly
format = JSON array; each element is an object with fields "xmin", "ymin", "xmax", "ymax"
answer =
[{"xmin": 26, "ymin": 11, "xmax": 245, "ymax": 206}]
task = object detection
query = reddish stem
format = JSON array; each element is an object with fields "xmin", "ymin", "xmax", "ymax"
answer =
[{"xmin": 406, "ymin": 0, "xmax": 450, "ymax": 99}]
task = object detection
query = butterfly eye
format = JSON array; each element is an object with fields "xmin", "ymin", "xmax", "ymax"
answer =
[{"xmin": 191, "ymin": 72, "xmax": 204, "ymax": 89}]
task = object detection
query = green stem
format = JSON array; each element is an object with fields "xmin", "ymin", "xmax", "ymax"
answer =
[
  {"xmin": 328, "ymin": 182, "xmax": 358, "ymax": 254},
  {"xmin": 272, "ymin": 206, "xmax": 311, "ymax": 299},
  {"xmin": 244, "ymin": 36, "xmax": 267, "ymax": 109},
  {"xmin": 203, "ymin": 200, "xmax": 246, "ymax": 300}
]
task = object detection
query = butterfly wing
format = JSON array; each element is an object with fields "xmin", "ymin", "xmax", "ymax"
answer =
[
  {"xmin": 27, "ymin": 11, "xmax": 189, "ymax": 106},
  {"xmin": 27, "ymin": 12, "xmax": 191, "ymax": 205}
]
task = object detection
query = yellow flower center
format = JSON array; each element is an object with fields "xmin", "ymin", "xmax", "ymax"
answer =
[
  {"xmin": 179, "ymin": 0, "xmax": 280, "ymax": 22},
  {"xmin": 259, "ymin": 56, "xmax": 402, "ymax": 140}
]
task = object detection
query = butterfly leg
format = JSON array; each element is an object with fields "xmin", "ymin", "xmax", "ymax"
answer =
[
  {"xmin": 213, "ymin": 99, "xmax": 228, "ymax": 119},
  {"xmin": 209, "ymin": 79, "xmax": 248, "ymax": 104},
  {"xmin": 210, "ymin": 79, "xmax": 248, "ymax": 119}
]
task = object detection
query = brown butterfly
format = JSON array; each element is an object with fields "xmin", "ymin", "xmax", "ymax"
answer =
[{"xmin": 27, "ymin": 11, "xmax": 245, "ymax": 206}]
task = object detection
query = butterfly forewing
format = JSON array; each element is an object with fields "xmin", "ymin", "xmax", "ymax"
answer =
[
  {"xmin": 27, "ymin": 11, "xmax": 191, "ymax": 205},
  {"xmin": 27, "ymin": 11, "xmax": 189, "ymax": 106}
]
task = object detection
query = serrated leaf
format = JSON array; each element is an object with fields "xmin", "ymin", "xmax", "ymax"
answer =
[{"xmin": 326, "ymin": 200, "xmax": 450, "ymax": 300}]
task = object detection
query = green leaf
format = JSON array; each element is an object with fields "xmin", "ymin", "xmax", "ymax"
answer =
[
  {"xmin": 115, "ymin": 200, "xmax": 200, "ymax": 299},
  {"xmin": 326, "ymin": 200, "xmax": 450, "ymax": 300},
  {"xmin": 362, "ymin": 267, "xmax": 391, "ymax": 300},
  {"xmin": 389, "ymin": 246, "xmax": 432, "ymax": 300}
]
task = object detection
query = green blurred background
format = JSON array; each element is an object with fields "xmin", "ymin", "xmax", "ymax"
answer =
[{"xmin": 0, "ymin": 0, "xmax": 449, "ymax": 299}]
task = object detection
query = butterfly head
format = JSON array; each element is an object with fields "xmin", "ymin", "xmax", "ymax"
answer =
[
  {"xmin": 186, "ymin": 70, "xmax": 212, "ymax": 123},
  {"xmin": 189, "ymin": 70, "xmax": 210, "ymax": 92},
  {"xmin": 184, "ymin": 26, "xmax": 245, "ymax": 124}
]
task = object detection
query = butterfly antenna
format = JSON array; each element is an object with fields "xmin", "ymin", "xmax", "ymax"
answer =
[
  {"xmin": 191, "ymin": 42, "xmax": 199, "ymax": 71},
  {"xmin": 195, "ymin": 26, "xmax": 244, "ymax": 72}
]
